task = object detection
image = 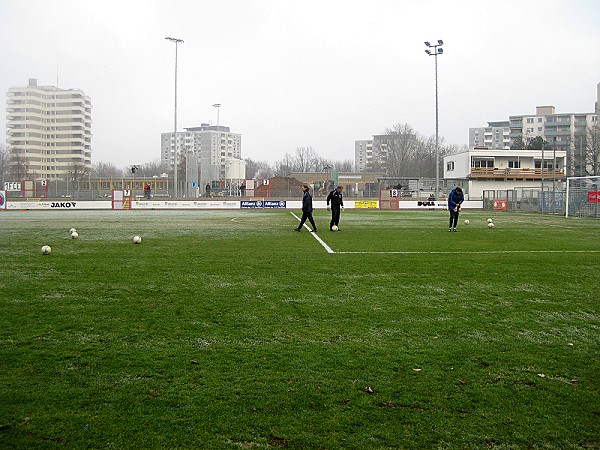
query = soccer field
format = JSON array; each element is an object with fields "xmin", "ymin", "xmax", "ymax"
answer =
[{"xmin": 1, "ymin": 209, "xmax": 599, "ymax": 449}]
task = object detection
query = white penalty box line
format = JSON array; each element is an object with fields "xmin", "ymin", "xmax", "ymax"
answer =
[
  {"xmin": 290, "ymin": 211, "xmax": 335, "ymax": 254},
  {"xmin": 289, "ymin": 212, "xmax": 600, "ymax": 256}
]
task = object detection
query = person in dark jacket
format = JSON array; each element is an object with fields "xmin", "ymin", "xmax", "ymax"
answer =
[
  {"xmin": 447, "ymin": 187, "xmax": 464, "ymax": 232},
  {"xmin": 295, "ymin": 184, "xmax": 317, "ymax": 233},
  {"xmin": 326, "ymin": 185, "xmax": 344, "ymax": 231}
]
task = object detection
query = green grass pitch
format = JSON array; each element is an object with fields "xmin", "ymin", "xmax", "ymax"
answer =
[{"xmin": 1, "ymin": 209, "xmax": 599, "ymax": 449}]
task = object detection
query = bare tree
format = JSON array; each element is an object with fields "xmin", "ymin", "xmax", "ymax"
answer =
[
  {"xmin": 139, "ymin": 158, "xmax": 163, "ymax": 178},
  {"xmin": 245, "ymin": 158, "xmax": 273, "ymax": 178},
  {"xmin": 585, "ymin": 123, "xmax": 600, "ymax": 176},
  {"xmin": 92, "ymin": 161, "xmax": 124, "ymax": 179},
  {"xmin": 0, "ymin": 144, "xmax": 7, "ymax": 185},
  {"xmin": 332, "ymin": 159, "xmax": 354, "ymax": 172},
  {"xmin": 294, "ymin": 146, "xmax": 321, "ymax": 172},
  {"xmin": 7, "ymin": 151, "xmax": 28, "ymax": 180}
]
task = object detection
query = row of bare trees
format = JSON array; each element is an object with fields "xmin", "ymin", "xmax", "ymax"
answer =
[
  {"xmin": 245, "ymin": 124, "xmax": 465, "ymax": 179},
  {"xmin": 2, "ymin": 122, "xmax": 598, "ymax": 186}
]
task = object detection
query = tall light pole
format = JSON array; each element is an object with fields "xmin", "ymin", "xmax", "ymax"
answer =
[
  {"xmin": 165, "ymin": 36, "xmax": 184, "ymax": 198},
  {"xmin": 425, "ymin": 39, "xmax": 443, "ymax": 198}
]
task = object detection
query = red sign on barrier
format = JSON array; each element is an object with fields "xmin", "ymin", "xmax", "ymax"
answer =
[
  {"xmin": 493, "ymin": 200, "xmax": 507, "ymax": 210},
  {"xmin": 588, "ymin": 191, "xmax": 600, "ymax": 203}
]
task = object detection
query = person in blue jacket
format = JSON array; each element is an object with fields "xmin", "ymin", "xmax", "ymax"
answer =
[
  {"xmin": 447, "ymin": 187, "xmax": 464, "ymax": 232},
  {"xmin": 295, "ymin": 184, "xmax": 317, "ymax": 233}
]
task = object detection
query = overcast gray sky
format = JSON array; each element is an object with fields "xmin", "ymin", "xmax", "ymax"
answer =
[{"xmin": 1, "ymin": 0, "xmax": 599, "ymax": 169}]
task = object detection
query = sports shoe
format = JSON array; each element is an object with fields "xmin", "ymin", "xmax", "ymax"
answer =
[
  {"xmin": 448, "ymin": 228, "xmax": 452, "ymax": 232},
  {"xmin": 453, "ymin": 228, "xmax": 457, "ymax": 232},
  {"xmin": 294, "ymin": 228, "xmax": 301, "ymax": 232},
  {"xmin": 309, "ymin": 229, "xmax": 317, "ymax": 233}
]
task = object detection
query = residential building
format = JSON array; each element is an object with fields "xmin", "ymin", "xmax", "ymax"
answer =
[
  {"xmin": 468, "ymin": 121, "xmax": 511, "ymax": 149},
  {"xmin": 354, "ymin": 133, "xmax": 415, "ymax": 172},
  {"xmin": 5, "ymin": 78, "xmax": 92, "ymax": 181},
  {"xmin": 443, "ymin": 147, "xmax": 567, "ymax": 199},
  {"xmin": 354, "ymin": 139, "xmax": 372, "ymax": 172},
  {"xmin": 161, "ymin": 123, "xmax": 243, "ymax": 193},
  {"xmin": 509, "ymin": 105, "xmax": 597, "ymax": 175}
]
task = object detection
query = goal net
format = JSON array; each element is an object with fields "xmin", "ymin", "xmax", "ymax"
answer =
[{"xmin": 566, "ymin": 176, "xmax": 600, "ymax": 218}]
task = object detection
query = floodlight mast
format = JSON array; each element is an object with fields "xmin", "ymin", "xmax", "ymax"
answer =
[
  {"xmin": 424, "ymin": 39, "xmax": 444, "ymax": 198},
  {"xmin": 165, "ymin": 36, "xmax": 184, "ymax": 198}
]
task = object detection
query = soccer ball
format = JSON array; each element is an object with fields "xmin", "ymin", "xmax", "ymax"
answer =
[
  {"xmin": 41, "ymin": 245, "xmax": 52, "ymax": 255},
  {"xmin": 487, "ymin": 218, "xmax": 493, "ymax": 223},
  {"xmin": 70, "ymin": 231, "xmax": 79, "ymax": 239},
  {"xmin": 464, "ymin": 219, "xmax": 470, "ymax": 225},
  {"xmin": 488, "ymin": 222, "xmax": 495, "ymax": 228},
  {"xmin": 69, "ymin": 228, "xmax": 77, "ymax": 234},
  {"xmin": 133, "ymin": 235, "xmax": 142, "ymax": 244},
  {"xmin": 331, "ymin": 225, "xmax": 339, "ymax": 231}
]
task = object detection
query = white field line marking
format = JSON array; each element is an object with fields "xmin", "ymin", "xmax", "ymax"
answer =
[
  {"xmin": 336, "ymin": 250, "xmax": 600, "ymax": 255},
  {"xmin": 290, "ymin": 211, "xmax": 335, "ymax": 254}
]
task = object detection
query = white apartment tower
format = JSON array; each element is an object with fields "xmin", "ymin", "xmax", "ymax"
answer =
[
  {"xmin": 161, "ymin": 123, "xmax": 243, "ymax": 192},
  {"xmin": 469, "ymin": 121, "xmax": 511, "ymax": 150},
  {"xmin": 6, "ymin": 78, "xmax": 92, "ymax": 181}
]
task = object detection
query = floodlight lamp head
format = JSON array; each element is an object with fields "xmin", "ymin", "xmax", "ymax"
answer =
[
  {"xmin": 424, "ymin": 41, "xmax": 431, "ymax": 47},
  {"xmin": 438, "ymin": 48, "xmax": 443, "ymax": 54},
  {"xmin": 438, "ymin": 39, "xmax": 444, "ymax": 45},
  {"xmin": 425, "ymin": 49, "xmax": 431, "ymax": 55}
]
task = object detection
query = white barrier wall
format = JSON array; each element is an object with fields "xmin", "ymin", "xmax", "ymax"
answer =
[
  {"xmin": 6, "ymin": 200, "xmax": 112, "ymax": 210},
  {"xmin": 3, "ymin": 199, "xmax": 484, "ymax": 210}
]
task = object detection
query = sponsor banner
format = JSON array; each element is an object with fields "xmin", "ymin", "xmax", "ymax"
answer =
[
  {"xmin": 355, "ymin": 200, "xmax": 378, "ymax": 209},
  {"xmin": 398, "ymin": 200, "xmax": 483, "ymax": 210},
  {"xmin": 493, "ymin": 200, "xmax": 508, "ymax": 210},
  {"xmin": 588, "ymin": 191, "xmax": 600, "ymax": 203},
  {"xmin": 241, "ymin": 200, "xmax": 263, "ymax": 209},
  {"xmin": 0, "ymin": 191, "xmax": 5, "ymax": 209},
  {"xmin": 3, "ymin": 182, "xmax": 21, "ymax": 191},
  {"xmin": 132, "ymin": 200, "xmax": 240, "ymax": 209},
  {"xmin": 263, "ymin": 200, "xmax": 286, "ymax": 209},
  {"xmin": 6, "ymin": 201, "xmax": 111, "ymax": 210}
]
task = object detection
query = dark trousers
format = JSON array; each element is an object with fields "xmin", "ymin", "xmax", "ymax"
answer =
[
  {"xmin": 449, "ymin": 209, "xmax": 459, "ymax": 228},
  {"xmin": 298, "ymin": 211, "xmax": 317, "ymax": 230},
  {"xmin": 330, "ymin": 206, "xmax": 341, "ymax": 229}
]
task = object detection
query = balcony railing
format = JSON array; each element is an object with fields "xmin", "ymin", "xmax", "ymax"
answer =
[{"xmin": 469, "ymin": 168, "xmax": 564, "ymax": 179}]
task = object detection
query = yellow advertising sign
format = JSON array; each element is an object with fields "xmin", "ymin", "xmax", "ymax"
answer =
[{"xmin": 354, "ymin": 200, "xmax": 378, "ymax": 209}]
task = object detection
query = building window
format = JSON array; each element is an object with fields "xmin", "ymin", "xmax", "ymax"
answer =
[
  {"xmin": 527, "ymin": 118, "xmax": 534, "ymax": 124},
  {"xmin": 446, "ymin": 161, "xmax": 454, "ymax": 171},
  {"xmin": 535, "ymin": 160, "xmax": 554, "ymax": 169},
  {"xmin": 472, "ymin": 159, "xmax": 494, "ymax": 169},
  {"xmin": 508, "ymin": 160, "xmax": 520, "ymax": 169}
]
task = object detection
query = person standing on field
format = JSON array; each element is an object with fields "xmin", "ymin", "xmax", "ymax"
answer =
[
  {"xmin": 326, "ymin": 185, "xmax": 344, "ymax": 231},
  {"xmin": 295, "ymin": 184, "xmax": 317, "ymax": 233},
  {"xmin": 447, "ymin": 186, "xmax": 464, "ymax": 232}
]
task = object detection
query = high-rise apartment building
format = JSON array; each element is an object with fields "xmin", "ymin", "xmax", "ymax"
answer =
[
  {"xmin": 6, "ymin": 78, "xmax": 92, "ymax": 181},
  {"xmin": 468, "ymin": 121, "xmax": 511, "ymax": 149},
  {"xmin": 509, "ymin": 106, "xmax": 597, "ymax": 176},
  {"xmin": 161, "ymin": 123, "xmax": 242, "ymax": 191},
  {"xmin": 354, "ymin": 134, "xmax": 415, "ymax": 172},
  {"xmin": 354, "ymin": 140, "xmax": 372, "ymax": 172}
]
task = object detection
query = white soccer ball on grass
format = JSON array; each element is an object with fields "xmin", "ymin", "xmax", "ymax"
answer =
[
  {"xmin": 488, "ymin": 222, "xmax": 495, "ymax": 229},
  {"xmin": 41, "ymin": 245, "xmax": 52, "ymax": 255},
  {"xmin": 331, "ymin": 225, "xmax": 338, "ymax": 231},
  {"xmin": 464, "ymin": 219, "xmax": 470, "ymax": 225},
  {"xmin": 70, "ymin": 231, "xmax": 79, "ymax": 239},
  {"xmin": 487, "ymin": 218, "xmax": 493, "ymax": 223},
  {"xmin": 133, "ymin": 235, "xmax": 142, "ymax": 244},
  {"xmin": 69, "ymin": 228, "xmax": 77, "ymax": 234}
]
